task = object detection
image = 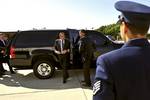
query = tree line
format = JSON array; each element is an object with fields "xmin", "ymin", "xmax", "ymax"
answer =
[{"xmin": 96, "ymin": 23, "xmax": 150, "ymax": 40}]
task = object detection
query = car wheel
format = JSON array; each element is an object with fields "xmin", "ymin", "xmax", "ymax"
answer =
[{"xmin": 33, "ymin": 60, "xmax": 55, "ymax": 79}]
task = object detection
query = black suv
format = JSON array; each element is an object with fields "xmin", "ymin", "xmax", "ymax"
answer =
[{"xmin": 3, "ymin": 29, "xmax": 122, "ymax": 79}]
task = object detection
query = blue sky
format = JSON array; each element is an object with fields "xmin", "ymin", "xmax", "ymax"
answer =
[{"xmin": 0, "ymin": 0, "xmax": 149, "ymax": 31}]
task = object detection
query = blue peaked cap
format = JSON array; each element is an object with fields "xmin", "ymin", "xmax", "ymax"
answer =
[{"xmin": 115, "ymin": 1, "xmax": 150, "ymax": 25}]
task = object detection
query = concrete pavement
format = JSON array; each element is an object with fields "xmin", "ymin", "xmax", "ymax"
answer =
[{"xmin": 0, "ymin": 65, "xmax": 95, "ymax": 100}]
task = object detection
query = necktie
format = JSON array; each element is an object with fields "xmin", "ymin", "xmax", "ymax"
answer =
[
  {"xmin": 78, "ymin": 40, "xmax": 81, "ymax": 52},
  {"xmin": 60, "ymin": 39, "xmax": 63, "ymax": 53}
]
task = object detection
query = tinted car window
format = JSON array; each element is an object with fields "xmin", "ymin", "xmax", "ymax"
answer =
[
  {"xmin": 14, "ymin": 30, "xmax": 68, "ymax": 48},
  {"xmin": 87, "ymin": 31, "xmax": 108, "ymax": 46}
]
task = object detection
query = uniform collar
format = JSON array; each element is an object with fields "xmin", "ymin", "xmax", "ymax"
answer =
[{"xmin": 122, "ymin": 38, "xmax": 150, "ymax": 48}]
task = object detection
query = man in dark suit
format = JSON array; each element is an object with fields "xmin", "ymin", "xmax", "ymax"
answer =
[
  {"xmin": 54, "ymin": 32, "xmax": 70, "ymax": 83},
  {"xmin": 0, "ymin": 33, "xmax": 6, "ymax": 76},
  {"xmin": 2, "ymin": 34, "xmax": 15, "ymax": 74},
  {"xmin": 78, "ymin": 29, "xmax": 95, "ymax": 87},
  {"xmin": 93, "ymin": 1, "xmax": 150, "ymax": 100}
]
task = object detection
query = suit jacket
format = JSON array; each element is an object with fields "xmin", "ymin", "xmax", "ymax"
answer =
[
  {"xmin": 0, "ymin": 40, "xmax": 6, "ymax": 59},
  {"xmin": 79, "ymin": 36, "xmax": 95, "ymax": 62},
  {"xmin": 0, "ymin": 40, "xmax": 5, "ymax": 47},
  {"xmin": 54, "ymin": 38, "xmax": 70, "ymax": 54},
  {"xmin": 93, "ymin": 38, "xmax": 150, "ymax": 100}
]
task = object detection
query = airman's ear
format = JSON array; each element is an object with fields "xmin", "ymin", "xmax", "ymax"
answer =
[{"xmin": 122, "ymin": 22, "xmax": 128, "ymax": 34}]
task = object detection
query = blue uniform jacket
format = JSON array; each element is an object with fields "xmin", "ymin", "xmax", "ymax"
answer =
[{"xmin": 93, "ymin": 38, "xmax": 150, "ymax": 100}]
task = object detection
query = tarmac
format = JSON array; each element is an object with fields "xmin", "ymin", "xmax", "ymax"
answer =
[{"xmin": 0, "ymin": 64, "xmax": 95, "ymax": 100}]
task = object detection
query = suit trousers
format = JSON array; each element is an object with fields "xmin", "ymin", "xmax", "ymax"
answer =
[
  {"xmin": 83, "ymin": 58, "xmax": 92, "ymax": 85},
  {"xmin": 0, "ymin": 62, "xmax": 4, "ymax": 75},
  {"xmin": 4, "ymin": 56, "xmax": 14, "ymax": 73},
  {"xmin": 58, "ymin": 54, "xmax": 69, "ymax": 81}
]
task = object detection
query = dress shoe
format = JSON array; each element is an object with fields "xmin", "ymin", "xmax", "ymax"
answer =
[{"xmin": 63, "ymin": 80, "xmax": 66, "ymax": 84}]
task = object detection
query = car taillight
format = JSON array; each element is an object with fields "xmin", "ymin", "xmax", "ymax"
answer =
[{"xmin": 10, "ymin": 46, "xmax": 15, "ymax": 59}]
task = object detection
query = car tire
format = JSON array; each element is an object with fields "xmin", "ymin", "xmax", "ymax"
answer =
[{"xmin": 33, "ymin": 60, "xmax": 55, "ymax": 79}]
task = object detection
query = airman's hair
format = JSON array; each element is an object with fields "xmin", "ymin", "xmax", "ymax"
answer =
[{"xmin": 125, "ymin": 23, "xmax": 149, "ymax": 35}]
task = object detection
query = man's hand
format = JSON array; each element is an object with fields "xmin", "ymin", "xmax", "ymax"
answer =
[
  {"xmin": 1, "ymin": 50, "xmax": 4, "ymax": 54},
  {"xmin": 62, "ymin": 50, "xmax": 67, "ymax": 54},
  {"xmin": 54, "ymin": 50, "xmax": 61, "ymax": 54}
]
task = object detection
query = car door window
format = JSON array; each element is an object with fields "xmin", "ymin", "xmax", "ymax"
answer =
[
  {"xmin": 14, "ymin": 31, "xmax": 68, "ymax": 48},
  {"xmin": 88, "ymin": 34, "xmax": 106, "ymax": 46}
]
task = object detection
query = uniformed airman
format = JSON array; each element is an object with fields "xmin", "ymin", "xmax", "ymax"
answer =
[{"xmin": 93, "ymin": 1, "xmax": 150, "ymax": 100}]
